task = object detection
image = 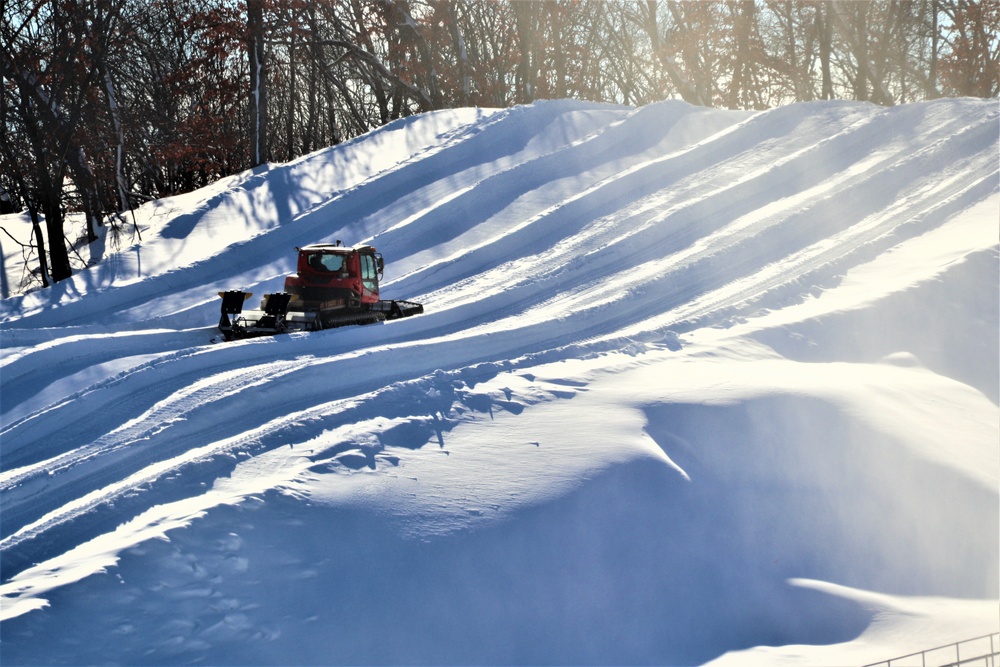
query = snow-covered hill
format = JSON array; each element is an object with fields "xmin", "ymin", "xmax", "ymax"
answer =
[{"xmin": 1, "ymin": 98, "xmax": 997, "ymax": 666}]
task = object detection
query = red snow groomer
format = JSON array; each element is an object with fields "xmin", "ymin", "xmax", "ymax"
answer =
[{"xmin": 218, "ymin": 242, "xmax": 423, "ymax": 340}]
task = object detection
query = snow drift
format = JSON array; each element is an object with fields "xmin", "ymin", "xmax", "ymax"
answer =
[{"xmin": 0, "ymin": 98, "xmax": 997, "ymax": 666}]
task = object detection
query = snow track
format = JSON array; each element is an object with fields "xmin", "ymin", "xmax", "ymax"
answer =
[{"xmin": 1, "ymin": 98, "xmax": 997, "ymax": 663}]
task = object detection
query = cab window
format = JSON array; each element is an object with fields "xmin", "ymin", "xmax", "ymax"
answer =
[{"xmin": 361, "ymin": 254, "xmax": 378, "ymax": 292}]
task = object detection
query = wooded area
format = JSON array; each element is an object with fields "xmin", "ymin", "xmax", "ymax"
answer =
[{"xmin": 2, "ymin": 0, "xmax": 998, "ymax": 287}]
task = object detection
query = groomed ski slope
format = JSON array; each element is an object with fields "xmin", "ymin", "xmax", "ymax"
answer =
[{"xmin": 0, "ymin": 98, "xmax": 997, "ymax": 665}]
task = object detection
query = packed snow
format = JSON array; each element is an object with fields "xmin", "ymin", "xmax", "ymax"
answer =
[{"xmin": 0, "ymin": 98, "xmax": 997, "ymax": 665}]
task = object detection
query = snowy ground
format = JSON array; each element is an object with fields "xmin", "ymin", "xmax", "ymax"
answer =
[{"xmin": 0, "ymin": 98, "xmax": 997, "ymax": 665}]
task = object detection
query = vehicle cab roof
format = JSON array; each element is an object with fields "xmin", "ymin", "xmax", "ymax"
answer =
[{"xmin": 297, "ymin": 243, "xmax": 376, "ymax": 254}]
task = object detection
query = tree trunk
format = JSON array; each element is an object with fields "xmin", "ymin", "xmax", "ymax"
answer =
[
  {"xmin": 513, "ymin": 0, "xmax": 540, "ymax": 102},
  {"xmin": 929, "ymin": 0, "xmax": 939, "ymax": 96},
  {"xmin": 27, "ymin": 203, "xmax": 50, "ymax": 288},
  {"xmin": 819, "ymin": 2, "xmax": 835, "ymax": 99},
  {"xmin": 248, "ymin": 0, "xmax": 268, "ymax": 167},
  {"xmin": 40, "ymin": 171, "xmax": 72, "ymax": 283},
  {"xmin": 447, "ymin": 0, "xmax": 470, "ymax": 106},
  {"xmin": 100, "ymin": 63, "xmax": 129, "ymax": 213},
  {"xmin": 285, "ymin": 27, "xmax": 297, "ymax": 160}
]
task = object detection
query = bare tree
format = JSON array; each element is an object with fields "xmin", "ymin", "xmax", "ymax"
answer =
[
  {"xmin": 1, "ymin": 0, "xmax": 110, "ymax": 282},
  {"xmin": 938, "ymin": 0, "xmax": 1000, "ymax": 97}
]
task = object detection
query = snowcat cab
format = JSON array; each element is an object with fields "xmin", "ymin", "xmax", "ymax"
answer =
[
  {"xmin": 217, "ymin": 242, "xmax": 422, "ymax": 340},
  {"xmin": 285, "ymin": 243, "xmax": 383, "ymax": 312}
]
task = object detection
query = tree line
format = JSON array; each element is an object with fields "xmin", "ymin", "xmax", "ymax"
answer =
[{"xmin": 2, "ymin": 0, "xmax": 997, "ymax": 288}]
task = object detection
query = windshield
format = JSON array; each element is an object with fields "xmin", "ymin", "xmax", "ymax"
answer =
[{"xmin": 307, "ymin": 253, "xmax": 345, "ymax": 272}]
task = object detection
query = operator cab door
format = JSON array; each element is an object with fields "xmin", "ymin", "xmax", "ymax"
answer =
[{"xmin": 360, "ymin": 252, "xmax": 380, "ymax": 303}]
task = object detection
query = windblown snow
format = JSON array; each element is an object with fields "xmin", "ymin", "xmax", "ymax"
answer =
[{"xmin": 1, "ymin": 99, "xmax": 997, "ymax": 666}]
